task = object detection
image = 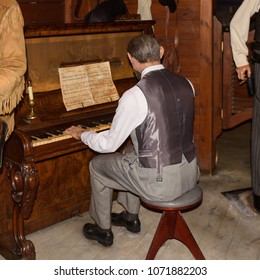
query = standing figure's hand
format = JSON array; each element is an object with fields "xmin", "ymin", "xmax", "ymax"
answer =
[{"xmin": 236, "ymin": 64, "xmax": 251, "ymax": 80}]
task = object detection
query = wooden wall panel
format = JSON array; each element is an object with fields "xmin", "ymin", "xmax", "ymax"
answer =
[
  {"xmin": 213, "ymin": 16, "xmax": 223, "ymax": 143},
  {"xmin": 18, "ymin": 0, "xmax": 65, "ymax": 25},
  {"xmin": 199, "ymin": 0, "xmax": 214, "ymax": 173}
]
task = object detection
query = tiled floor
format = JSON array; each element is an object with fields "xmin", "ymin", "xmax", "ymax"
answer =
[{"xmin": 1, "ymin": 121, "xmax": 259, "ymax": 260}]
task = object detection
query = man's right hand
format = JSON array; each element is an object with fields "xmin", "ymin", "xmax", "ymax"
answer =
[
  {"xmin": 64, "ymin": 125, "xmax": 86, "ymax": 140},
  {"xmin": 236, "ymin": 64, "xmax": 251, "ymax": 80}
]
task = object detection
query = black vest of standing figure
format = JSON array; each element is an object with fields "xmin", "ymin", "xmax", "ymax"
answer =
[
  {"xmin": 254, "ymin": 11, "xmax": 260, "ymax": 48},
  {"xmin": 136, "ymin": 69, "xmax": 196, "ymax": 180}
]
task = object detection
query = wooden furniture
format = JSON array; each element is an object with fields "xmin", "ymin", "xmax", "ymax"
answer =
[
  {"xmin": 0, "ymin": 20, "xmax": 155, "ymax": 260},
  {"xmin": 141, "ymin": 185, "xmax": 204, "ymax": 260}
]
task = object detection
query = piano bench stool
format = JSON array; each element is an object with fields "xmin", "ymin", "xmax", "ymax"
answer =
[{"xmin": 140, "ymin": 185, "xmax": 205, "ymax": 260}]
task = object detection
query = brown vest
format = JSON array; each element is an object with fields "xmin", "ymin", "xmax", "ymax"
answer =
[{"xmin": 136, "ymin": 69, "xmax": 196, "ymax": 181}]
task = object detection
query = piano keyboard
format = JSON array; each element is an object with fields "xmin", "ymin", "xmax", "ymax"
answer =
[{"xmin": 31, "ymin": 118, "xmax": 112, "ymax": 147}]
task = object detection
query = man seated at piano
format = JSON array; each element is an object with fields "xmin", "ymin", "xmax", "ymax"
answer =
[
  {"xmin": 64, "ymin": 34, "xmax": 199, "ymax": 247},
  {"xmin": 0, "ymin": 0, "xmax": 27, "ymax": 168}
]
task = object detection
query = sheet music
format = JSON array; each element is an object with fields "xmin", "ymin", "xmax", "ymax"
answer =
[{"xmin": 58, "ymin": 61, "xmax": 119, "ymax": 111}]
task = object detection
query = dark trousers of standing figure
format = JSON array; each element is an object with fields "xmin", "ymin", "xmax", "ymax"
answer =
[{"xmin": 251, "ymin": 61, "xmax": 260, "ymax": 211}]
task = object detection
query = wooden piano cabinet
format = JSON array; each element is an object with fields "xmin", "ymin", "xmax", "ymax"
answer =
[
  {"xmin": 3, "ymin": 137, "xmax": 95, "ymax": 260},
  {"xmin": 0, "ymin": 20, "xmax": 155, "ymax": 260},
  {"xmin": 5, "ymin": 142, "xmax": 39, "ymax": 260}
]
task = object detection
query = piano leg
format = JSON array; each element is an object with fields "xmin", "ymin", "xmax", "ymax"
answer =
[{"xmin": 5, "ymin": 160, "xmax": 39, "ymax": 260}]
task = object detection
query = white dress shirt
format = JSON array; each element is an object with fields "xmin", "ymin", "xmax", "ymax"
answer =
[
  {"xmin": 230, "ymin": 0, "xmax": 260, "ymax": 67},
  {"xmin": 81, "ymin": 65, "xmax": 164, "ymax": 152},
  {"xmin": 81, "ymin": 64, "xmax": 195, "ymax": 153}
]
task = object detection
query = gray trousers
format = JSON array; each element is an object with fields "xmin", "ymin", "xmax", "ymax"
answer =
[
  {"xmin": 252, "ymin": 62, "xmax": 260, "ymax": 196},
  {"xmin": 88, "ymin": 145, "xmax": 199, "ymax": 229}
]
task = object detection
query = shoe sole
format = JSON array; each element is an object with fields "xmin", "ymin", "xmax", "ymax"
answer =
[
  {"xmin": 126, "ymin": 226, "xmax": 140, "ymax": 233},
  {"xmin": 112, "ymin": 221, "xmax": 140, "ymax": 233},
  {"xmin": 83, "ymin": 229, "xmax": 113, "ymax": 247}
]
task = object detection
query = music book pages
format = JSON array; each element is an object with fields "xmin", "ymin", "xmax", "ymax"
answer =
[{"xmin": 58, "ymin": 61, "xmax": 119, "ymax": 111}]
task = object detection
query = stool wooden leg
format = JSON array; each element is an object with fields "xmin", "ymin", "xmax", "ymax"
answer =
[
  {"xmin": 173, "ymin": 211, "xmax": 205, "ymax": 260},
  {"xmin": 146, "ymin": 210, "xmax": 205, "ymax": 260},
  {"xmin": 146, "ymin": 211, "xmax": 175, "ymax": 260}
]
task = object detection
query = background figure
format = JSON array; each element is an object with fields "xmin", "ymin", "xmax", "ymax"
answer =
[
  {"xmin": 65, "ymin": 34, "xmax": 199, "ymax": 247},
  {"xmin": 137, "ymin": 0, "xmax": 152, "ymax": 20},
  {"xmin": 230, "ymin": 0, "xmax": 260, "ymax": 211},
  {"xmin": 0, "ymin": 0, "xmax": 27, "ymax": 167}
]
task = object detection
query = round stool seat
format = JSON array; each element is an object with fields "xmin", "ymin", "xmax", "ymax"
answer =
[{"xmin": 140, "ymin": 185, "xmax": 203, "ymax": 211}]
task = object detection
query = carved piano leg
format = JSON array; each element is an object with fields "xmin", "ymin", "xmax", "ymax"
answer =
[{"xmin": 6, "ymin": 160, "xmax": 39, "ymax": 260}]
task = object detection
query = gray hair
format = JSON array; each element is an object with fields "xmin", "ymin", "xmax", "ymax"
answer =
[{"xmin": 127, "ymin": 34, "xmax": 161, "ymax": 63}]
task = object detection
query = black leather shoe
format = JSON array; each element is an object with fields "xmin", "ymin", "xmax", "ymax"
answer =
[
  {"xmin": 111, "ymin": 211, "xmax": 141, "ymax": 233},
  {"xmin": 0, "ymin": 120, "xmax": 8, "ymax": 168},
  {"xmin": 253, "ymin": 193, "xmax": 260, "ymax": 212},
  {"xmin": 82, "ymin": 223, "xmax": 113, "ymax": 246}
]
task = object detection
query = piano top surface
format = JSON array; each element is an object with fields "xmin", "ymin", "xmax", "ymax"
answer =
[{"xmin": 23, "ymin": 20, "xmax": 156, "ymax": 38}]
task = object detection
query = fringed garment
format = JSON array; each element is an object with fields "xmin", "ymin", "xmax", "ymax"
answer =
[{"xmin": 0, "ymin": 0, "xmax": 26, "ymax": 138}]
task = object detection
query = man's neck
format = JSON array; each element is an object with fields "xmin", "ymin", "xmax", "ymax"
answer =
[{"xmin": 139, "ymin": 61, "xmax": 161, "ymax": 72}]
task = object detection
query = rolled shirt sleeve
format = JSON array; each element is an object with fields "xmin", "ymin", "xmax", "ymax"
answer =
[
  {"xmin": 80, "ymin": 86, "xmax": 148, "ymax": 153},
  {"xmin": 230, "ymin": 0, "xmax": 260, "ymax": 67}
]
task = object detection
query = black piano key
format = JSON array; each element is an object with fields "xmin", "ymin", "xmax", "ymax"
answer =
[
  {"xmin": 45, "ymin": 133, "xmax": 54, "ymax": 137},
  {"xmin": 55, "ymin": 129, "xmax": 65, "ymax": 134},
  {"xmin": 31, "ymin": 131, "xmax": 61, "ymax": 141},
  {"xmin": 98, "ymin": 117, "xmax": 113, "ymax": 124},
  {"xmin": 49, "ymin": 130, "xmax": 62, "ymax": 136},
  {"xmin": 33, "ymin": 133, "xmax": 51, "ymax": 139},
  {"xmin": 81, "ymin": 121, "xmax": 98, "ymax": 127}
]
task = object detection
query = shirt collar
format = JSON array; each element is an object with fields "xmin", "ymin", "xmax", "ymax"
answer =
[{"xmin": 141, "ymin": 64, "xmax": 165, "ymax": 79}]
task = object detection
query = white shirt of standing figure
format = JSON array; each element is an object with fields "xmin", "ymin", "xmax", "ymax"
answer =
[{"xmin": 137, "ymin": 0, "xmax": 152, "ymax": 20}]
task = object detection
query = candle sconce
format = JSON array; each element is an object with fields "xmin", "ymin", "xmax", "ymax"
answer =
[
  {"xmin": 24, "ymin": 98, "xmax": 39, "ymax": 123},
  {"xmin": 23, "ymin": 81, "xmax": 40, "ymax": 124}
]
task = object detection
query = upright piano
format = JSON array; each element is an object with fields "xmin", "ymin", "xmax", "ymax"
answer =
[{"xmin": 1, "ymin": 20, "xmax": 155, "ymax": 260}]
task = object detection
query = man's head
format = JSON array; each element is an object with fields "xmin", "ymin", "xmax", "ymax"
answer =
[
  {"xmin": 127, "ymin": 34, "xmax": 161, "ymax": 63},
  {"xmin": 127, "ymin": 34, "xmax": 164, "ymax": 74}
]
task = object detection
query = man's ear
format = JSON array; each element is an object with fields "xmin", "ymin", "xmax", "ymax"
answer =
[
  {"xmin": 160, "ymin": 46, "xmax": 164, "ymax": 59},
  {"xmin": 127, "ymin": 52, "xmax": 132, "ymax": 61}
]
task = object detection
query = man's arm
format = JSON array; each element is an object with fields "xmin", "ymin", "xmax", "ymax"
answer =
[
  {"xmin": 64, "ymin": 87, "xmax": 148, "ymax": 153},
  {"xmin": 230, "ymin": 0, "xmax": 260, "ymax": 80}
]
